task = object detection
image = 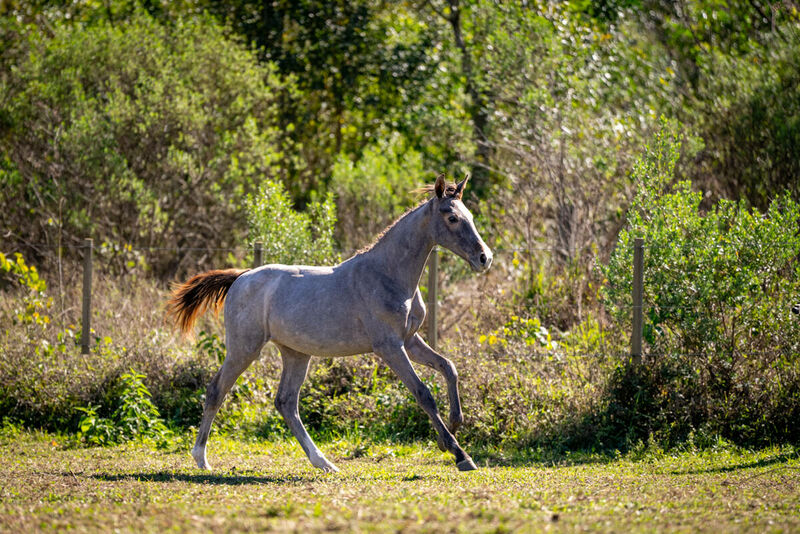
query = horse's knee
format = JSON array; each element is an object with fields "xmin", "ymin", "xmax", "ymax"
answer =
[
  {"xmin": 274, "ymin": 394, "xmax": 295, "ymax": 417},
  {"xmin": 440, "ymin": 359, "xmax": 458, "ymax": 383}
]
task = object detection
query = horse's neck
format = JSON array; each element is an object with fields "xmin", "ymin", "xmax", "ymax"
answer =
[{"xmin": 362, "ymin": 201, "xmax": 434, "ymax": 292}]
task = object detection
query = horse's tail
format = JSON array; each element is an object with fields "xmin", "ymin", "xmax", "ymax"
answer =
[{"xmin": 167, "ymin": 268, "xmax": 249, "ymax": 336}]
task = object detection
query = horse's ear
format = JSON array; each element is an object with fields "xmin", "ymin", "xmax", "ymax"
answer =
[
  {"xmin": 434, "ymin": 173, "xmax": 446, "ymax": 199},
  {"xmin": 454, "ymin": 173, "xmax": 469, "ymax": 199}
]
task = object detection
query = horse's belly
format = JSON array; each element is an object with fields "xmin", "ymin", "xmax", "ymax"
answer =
[
  {"xmin": 274, "ymin": 329, "xmax": 374, "ymax": 357},
  {"xmin": 268, "ymin": 307, "xmax": 373, "ymax": 357}
]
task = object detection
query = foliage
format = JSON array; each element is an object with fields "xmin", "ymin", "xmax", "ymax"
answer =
[
  {"xmin": 0, "ymin": 252, "xmax": 51, "ymax": 327},
  {"xmin": 558, "ymin": 313, "xmax": 614, "ymax": 356},
  {"xmin": 600, "ymin": 2, "xmax": 800, "ymax": 208},
  {"xmin": 628, "ymin": 0, "xmax": 798, "ymax": 87},
  {"xmin": 689, "ymin": 29, "xmax": 800, "ymax": 207},
  {"xmin": 191, "ymin": 0, "xmax": 441, "ymax": 197},
  {"xmin": 603, "ymin": 119, "xmax": 800, "ymax": 445},
  {"xmin": 77, "ymin": 369, "xmax": 172, "ymax": 447},
  {"xmin": 453, "ymin": 1, "xmax": 673, "ymax": 337},
  {"xmin": 196, "ymin": 330, "xmax": 226, "ymax": 365},
  {"xmin": 74, "ymin": 405, "xmax": 118, "ymax": 446},
  {"xmin": 605, "ymin": 118, "xmax": 800, "ymax": 356},
  {"xmin": 0, "ymin": 10, "xmax": 289, "ymax": 275},
  {"xmin": 246, "ymin": 180, "xmax": 339, "ymax": 266},
  {"xmin": 478, "ymin": 315, "xmax": 557, "ymax": 351},
  {"xmin": 330, "ymin": 133, "xmax": 426, "ymax": 250}
]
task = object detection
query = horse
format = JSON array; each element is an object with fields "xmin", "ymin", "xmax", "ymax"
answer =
[{"xmin": 167, "ymin": 173, "xmax": 493, "ymax": 472}]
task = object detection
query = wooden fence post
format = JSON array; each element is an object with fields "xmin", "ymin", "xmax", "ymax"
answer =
[
  {"xmin": 253, "ymin": 241, "xmax": 263, "ymax": 269},
  {"xmin": 81, "ymin": 238, "xmax": 93, "ymax": 355},
  {"xmin": 631, "ymin": 237, "xmax": 644, "ymax": 364},
  {"xmin": 427, "ymin": 247, "xmax": 438, "ymax": 350}
]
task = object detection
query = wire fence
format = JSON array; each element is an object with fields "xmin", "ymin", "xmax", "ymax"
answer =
[
  {"xmin": 5, "ymin": 235, "xmax": 798, "ymax": 360},
  {"xmin": 7, "ymin": 237, "xmax": 647, "ymax": 357}
]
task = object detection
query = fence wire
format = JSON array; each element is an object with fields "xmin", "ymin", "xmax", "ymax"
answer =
[{"xmin": 3, "ymin": 236, "xmax": 798, "ymax": 358}]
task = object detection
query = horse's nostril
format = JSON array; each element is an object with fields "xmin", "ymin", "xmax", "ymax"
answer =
[{"xmin": 480, "ymin": 253, "xmax": 487, "ymax": 265}]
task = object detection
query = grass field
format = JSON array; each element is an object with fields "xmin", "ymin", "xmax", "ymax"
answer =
[{"xmin": 1, "ymin": 431, "xmax": 798, "ymax": 533}]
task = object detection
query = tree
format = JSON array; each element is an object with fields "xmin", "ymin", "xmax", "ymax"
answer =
[
  {"xmin": 421, "ymin": 0, "xmax": 493, "ymax": 196},
  {"xmin": 192, "ymin": 0, "xmax": 438, "ymax": 199}
]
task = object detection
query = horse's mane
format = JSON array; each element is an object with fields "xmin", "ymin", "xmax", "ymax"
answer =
[
  {"xmin": 354, "ymin": 200, "xmax": 428, "ymax": 256},
  {"xmin": 354, "ymin": 180, "xmax": 461, "ymax": 256}
]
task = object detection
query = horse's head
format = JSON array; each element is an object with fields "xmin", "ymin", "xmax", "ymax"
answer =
[{"xmin": 430, "ymin": 173, "xmax": 493, "ymax": 272}]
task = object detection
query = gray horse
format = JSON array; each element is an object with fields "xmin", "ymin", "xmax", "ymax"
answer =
[{"xmin": 168, "ymin": 173, "xmax": 492, "ymax": 472}]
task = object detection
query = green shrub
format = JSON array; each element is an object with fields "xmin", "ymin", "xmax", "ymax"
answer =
[
  {"xmin": 0, "ymin": 11, "xmax": 289, "ymax": 275},
  {"xmin": 605, "ymin": 118, "xmax": 800, "ymax": 356},
  {"xmin": 602, "ymin": 118, "xmax": 800, "ymax": 445},
  {"xmin": 246, "ymin": 180, "xmax": 339, "ymax": 266},
  {"xmin": 77, "ymin": 369, "xmax": 172, "ymax": 447}
]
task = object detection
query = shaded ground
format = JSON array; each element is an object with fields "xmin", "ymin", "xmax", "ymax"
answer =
[{"xmin": 1, "ymin": 432, "xmax": 798, "ymax": 532}]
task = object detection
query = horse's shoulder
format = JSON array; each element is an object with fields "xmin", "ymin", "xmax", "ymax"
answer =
[{"xmin": 345, "ymin": 262, "xmax": 405, "ymax": 308}]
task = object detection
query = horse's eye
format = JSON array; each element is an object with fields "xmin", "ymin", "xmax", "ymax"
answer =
[{"xmin": 448, "ymin": 215, "xmax": 458, "ymax": 224}]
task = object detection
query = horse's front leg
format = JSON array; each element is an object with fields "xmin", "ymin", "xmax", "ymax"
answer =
[
  {"xmin": 405, "ymin": 333, "xmax": 463, "ymax": 433},
  {"xmin": 374, "ymin": 337, "xmax": 477, "ymax": 471}
]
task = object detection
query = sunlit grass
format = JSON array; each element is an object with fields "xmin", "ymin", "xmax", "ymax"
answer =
[{"xmin": 2, "ymin": 430, "xmax": 798, "ymax": 532}]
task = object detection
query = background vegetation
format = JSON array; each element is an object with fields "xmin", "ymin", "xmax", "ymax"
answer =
[{"xmin": 1, "ymin": 0, "xmax": 799, "ymax": 455}]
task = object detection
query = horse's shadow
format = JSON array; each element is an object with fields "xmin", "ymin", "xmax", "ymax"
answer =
[
  {"xmin": 668, "ymin": 451, "xmax": 798, "ymax": 475},
  {"xmin": 88, "ymin": 471, "xmax": 319, "ymax": 486},
  {"xmin": 468, "ymin": 448, "xmax": 617, "ymax": 469}
]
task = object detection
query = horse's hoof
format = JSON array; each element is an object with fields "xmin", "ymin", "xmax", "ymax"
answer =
[
  {"xmin": 191, "ymin": 448, "xmax": 211, "ymax": 470},
  {"xmin": 456, "ymin": 458, "xmax": 477, "ymax": 471},
  {"xmin": 313, "ymin": 458, "xmax": 340, "ymax": 473},
  {"xmin": 195, "ymin": 460, "xmax": 211, "ymax": 471}
]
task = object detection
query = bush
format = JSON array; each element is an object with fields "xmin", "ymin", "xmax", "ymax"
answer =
[
  {"xmin": 245, "ymin": 180, "xmax": 339, "ymax": 266},
  {"xmin": 0, "ymin": 11, "xmax": 290, "ymax": 275},
  {"xmin": 330, "ymin": 133, "xmax": 426, "ymax": 251},
  {"xmin": 602, "ymin": 119, "xmax": 800, "ymax": 445},
  {"xmin": 77, "ymin": 370, "xmax": 172, "ymax": 447}
]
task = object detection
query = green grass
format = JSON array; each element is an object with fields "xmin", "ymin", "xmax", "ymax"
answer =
[{"xmin": 1, "ymin": 431, "xmax": 798, "ymax": 533}]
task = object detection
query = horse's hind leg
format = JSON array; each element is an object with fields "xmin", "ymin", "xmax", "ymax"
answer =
[
  {"xmin": 274, "ymin": 344, "xmax": 338, "ymax": 473},
  {"xmin": 405, "ymin": 333, "xmax": 463, "ymax": 433},
  {"xmin": 192, "ymin": 332, "xmax": 264, "ymax": 470}
]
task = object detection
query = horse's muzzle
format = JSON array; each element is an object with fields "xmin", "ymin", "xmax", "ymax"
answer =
[{"xmin": 470, "ymin": 249, "xmax": 493, "ymax": 272}]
